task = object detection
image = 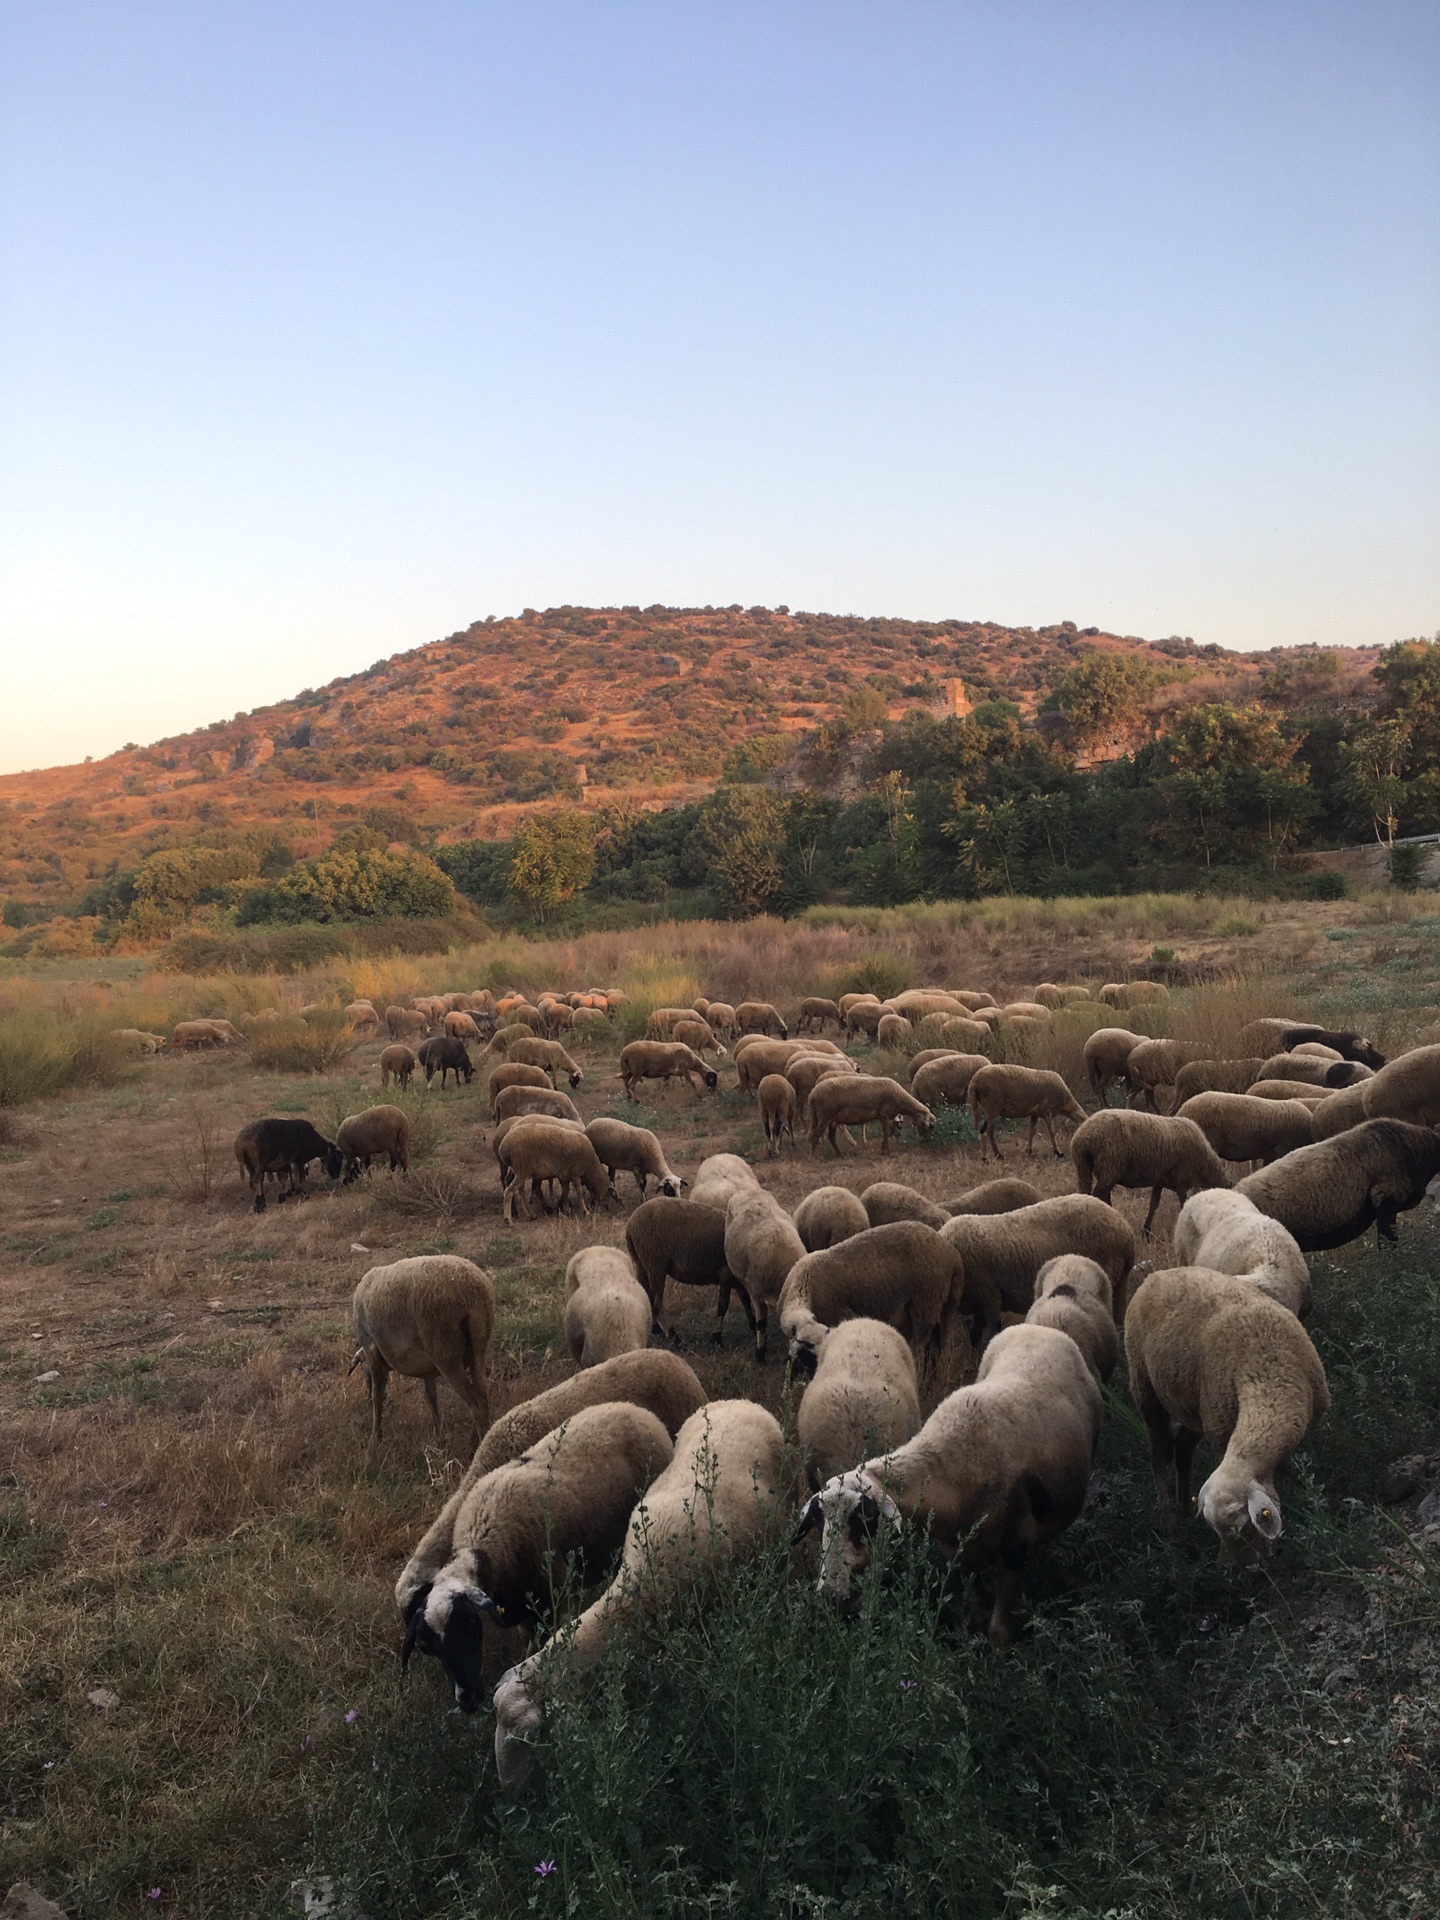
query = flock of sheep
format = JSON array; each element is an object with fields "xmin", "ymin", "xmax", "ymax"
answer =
[{"xmin": 126, "ymin": 973, "xmax": 1440, "ymax": 1792}]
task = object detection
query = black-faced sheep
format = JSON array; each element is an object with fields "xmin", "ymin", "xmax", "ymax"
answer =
[
  {"xmin": 1236, "ymin": 1118, "xmax": 1440, "ymax": 1250},
  {"xmin": 968, "ymin": 1064, "xmax": 1087, "ymax": 1162},
  {"xmin": 505, "ymin": 1037, "xmax": 583, "ymax": 1089},
  {"xmin": 493, "ymin": 1085, "xmax": 583, "ymax": 1126},
  {"xmin": 563, "ymin": 1247, "xmax": 654, "ymax": 1366},
  {"xmin": 1124, "ymin": 1266, "xmax": 1330, "ymax": 1564},
  {"xmin": 351, "ymin": 1255, "xmax": 494, "ymax": 1444},
  {"xmin": 1070, "ymin": 1109, "xmax": 1229, "ymax": 1237},
  {"xmin": 793, "ymin": 1184, "xmax": 871, "ymax": 1251},
  {"xmin": 335, "ymin": 1105, "xmax": 411, "ymax": 1182},
  {"xmin": 233, "ymin": 1117, "xmax": 342, "ymax": 1213},
  {"xmin": 796, "ymin": 1317, "xmax": 921, "ymax": 1490},
  {"xmin": 735, "ymin": 999, "xmax": 788, "ymax": 1038},
  {"xmin": 1025, "ymin": 1255, "xmax": 1119, "ymax": 1382},
  {"xmin": 807, "ymin": 1074, "xmax": 936, "ymax": 1157},
  {"xmin": 778, "ymin": 1221, "xmax": 967, "ymax": 1374},
  {"xmin": 1237, "ymin": 1019, "xmax": 1385, "ymax": 1068},
  {"xmin": 1171, "ymin": 1188, "xmax": 1311, "ymax": 1317},
  {"xmin": 1256, "ymin": 1052, "xmax": 1372, "ymax": 1089}
]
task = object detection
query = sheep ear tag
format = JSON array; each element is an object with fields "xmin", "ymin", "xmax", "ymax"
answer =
[{"xmin": 1247, "ymin": 1487, "xmax": 1282, "ymax": 1539}]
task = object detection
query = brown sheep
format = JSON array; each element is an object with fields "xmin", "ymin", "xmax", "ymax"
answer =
[
  {"xmin": 968, "ymin": 1064, "xmax": 1087, "ymax": 1161},
  {"xmin": 486, "ymin": 1062, "xmax": 554, "ymax": 1113},
  {"xmin": 619, "ymin": 1040, "xmax": 718, "ymax": 1099},
  {"xmin": 735, "ymin": 999, "xmax": 788, "ymax": 1039},
  {"xmin": 797, "ymin": 996, "xmax": 843, "ymax": 1033},
  {"xmin": 671, "ymin": 1016, "xmax": 727, "ymax": 1059},
  {"xmin": 758, "ymin": 1073, "xmax": 798, "ymax": 1156},
  {"xmin": 807, "ymin": 1075, "xmax": 936, "ymax": 1156},
  {"xmin": 351, "ymin": 1255, "xmax": 494, "ymax": 1444},
  {"xmin": 380, "ymin": 1044, "xmax": 418, "ymax": 1092},
  {"xmin": 1083, "ymin": 1027, "xmax": 1147, "ymax": 1096},
  {"xmin": 625, "ymin": 1197, "xmax": 741, "ymax": 1343},
  {"xmin": 943, "ymin": 1177, "xmax": 1044, "ymax": 1216},
  {"xmin": 504, "ymin": 1037, "xmax": 583, "ymax": 1089},
  {"xmin": 387, "ymin": 1005, "xmax": 430, "ymax": 1041}
]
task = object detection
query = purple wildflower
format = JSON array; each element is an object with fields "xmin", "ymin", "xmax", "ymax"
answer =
[
  {"xmin": 535, "ymin": 1859, "xmax": 557, "ymax": 1877},
  {"xmin": 344, "ymin": 1708, "xmax": 358, "ymax": 1725}
]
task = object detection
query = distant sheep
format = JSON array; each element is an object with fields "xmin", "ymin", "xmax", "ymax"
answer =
[
  {"xmin": 968, "ymin": 1064, "xmax": 1086, "ymax": 1161},
  {"xmin": 797, "ymin": 996, "xmax": 843, "ymax": 1034},
  {"xmin": 1026, "ymin": 1255, "xmax": 1119, "ymax": 1382},
  {"xmin": 785, "ymin": 1053, "xmax": 858, "ymax": 1120},
  {"xmin": 793, "ymin": 1184, "xmax": 871, "ymax": 1251},
  {"xmin": 1070, "ymin": 1109, "xmax": 1229, "ymax": 1237},
  {"xmin": 444, "ymin": 1012, "xmax": 485, "ymax": 1042},
  {"xmin": 111, "ymin": 1027, "xmax": 167, "ymax": 1055},
  {"xmin": 944, "ymin": 1177, "xmax": 1043, "ymax": 1216},
  {"xmin": 387, "ymin": 1005, "xmax": 429, "ymax": 1041},
  {"xmin": 1237, "ymin": 1119, "xmax": 1440, "ymax": 1250},
  {"xmin": 758, "ymin": 1073, "xmax": 798, "ymax": 1157},
  {"xmin": 844, "ymin": 1000, "xmax": 885, "ymax": 1039},
  {"xmin": 563, "ymin": 1247, "xmax": 654, "ymax": 1366},
  {"xmin": 797, "ymin": 1318, "xmax": 921, "ymax": 1490},
  {"xmin": 351, "ymin": 1255, "xmax": 494, "ymax": 1444},
  {"xmin": 1237, "ymin": 1019, "xmax": 1385, "ymax": 1068},
  {"xmin": 735, "ymin": 1000, "xmax": 788, "ymax": 1038},
  {"xmin": 335, "ymin": 1105, "xmax": 412, "ymax": 1182},
  {"xmin": 671, "ymin": 1016, "xmax": 727, "ymax": 1059},
  {"xmin": 233, "ymin": 1117, "xmax": 341, "ymax": 1212},
  {"xmin": 504, "ymin": 1037, "xmax": 583, "ymax": 1089}
]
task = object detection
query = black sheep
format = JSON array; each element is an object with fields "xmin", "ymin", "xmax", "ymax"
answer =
[{"xmin": 233, "ymin": 1118, "xmax": 342, "ymax": 1213}]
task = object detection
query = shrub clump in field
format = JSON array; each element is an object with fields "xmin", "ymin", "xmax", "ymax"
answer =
[
  {"xmin": 246, "ymin": 1013, "xmax": 357, "ymax": 1074},
  {"xmin": 0, "ymin": 1011, "xmax": 128, "ymax": 1106}
]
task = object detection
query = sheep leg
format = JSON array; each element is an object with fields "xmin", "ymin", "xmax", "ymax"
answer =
[
  {"xmin": 1173, "ymin": 1426, "xmax": 1201, "ymax": 1514},
  {"xmin": 1025, "ymin": 1117, "xmax": 1039, "ymax": 1158},
  {"xmin": 1041, "ymin": 1115, "xmax": 1062, "ymax": 1158},
  {"xmin": 827, "ymin": 1123, "xmax": 843, "ymax": 1157},
  {"xmin": 1141, "ymin": 1186, "xmax": 1164, "ymax": 1238},
  {"xmin": 1131, "ymin": 1372, "xmax": 1177, "ymax": 1517},
  {"xmin": 880, "ymin": 1118, "xmax": 893, "ymax": 1155},
  {"xmin": 422, "ymin": 1375, "xmax": 441, "ymax": 1433},
  {"xmin": 988, "ymin": 1547, "xmax": 1026, "ymax": 1649},
  {"xmin": 368, "ymin": 1354, "xmax": 390, "ymax": 1442}
]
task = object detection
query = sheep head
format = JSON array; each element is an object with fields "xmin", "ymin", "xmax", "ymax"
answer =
[
  {"xmin": 658, "ymin": 1173, "xmax": 686, "ymax": 1197},
  {"xmin": 811, "ymin": 1469, "xmax": 903, "ymax": 1612},
  {"xmin": 1195, "ymin": 1467, "xmax": 1283, "ymax": 1564},
  {"xmin": 400, "ymin": 1556, "xmax": 503, "ymax": 1711}
]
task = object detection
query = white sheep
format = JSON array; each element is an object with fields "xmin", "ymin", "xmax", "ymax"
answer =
[
  {"xmin": 724, "ymin": 1186, "xmax": 806, "ymax": 1362},
  {"xmin": 1171, "ymin": 1188, "xmax": 1311, "ymax": 1318},
  {"xmin": 796, "ymin": 1317, "xmax": 921, "ymax": 1490},
  {"xmin": 793, "ymin": 1184, "xmax": 871, "ymax": 1251},
  {"xmin": 562, "ymin": 1247, "xmax": 654, "ymax": 1367},
  {"xmin": 688, "ymin": 1153, "xmax": 761, "ymax": 1214},
  {"xmin": 968, "ymin": 1064, "xmax": 1087, "ymax": 1161},
  {"xmin": 939, "ymin": 1195, "xmax": 1136, "ymax": 1343}
]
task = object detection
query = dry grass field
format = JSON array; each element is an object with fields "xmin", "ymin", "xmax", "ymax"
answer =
[{"xmin": 3, "ymin": 893, "xmax": 1440, "ymax": 1917}]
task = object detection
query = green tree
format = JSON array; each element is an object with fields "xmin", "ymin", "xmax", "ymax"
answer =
[
  {"xmin": 841, "ymin": 683, "xmax": 889, "ymax": 731},
  {"xmin": 1340, "ymin": 718, "xmax": 1411, "ymax": 847},
  {"xmin": 269, "ymin": 845, "xmax": 456, "ymax": 922},
  {"xmin": 1151, "ymin": 704, "xmax": 1311, "ymax": 869},
  {"xmin": 506, "ymin": 811, "xmax": 596, "ymax": 921},
  {"xmin": 699, "ymin": 787, "xmax": 785, "ymax": 917},
  {"xmin": 1044, "ymin": 653, "xmax": 1154, "ymax": 749}
]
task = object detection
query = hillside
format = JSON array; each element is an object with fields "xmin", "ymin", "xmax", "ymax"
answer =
[{"xmin": 0, "ymin": 604, "xmax": 1383, "ymax": 916}]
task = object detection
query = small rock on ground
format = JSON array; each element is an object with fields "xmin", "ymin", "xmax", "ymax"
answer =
[{"xmin": 2, "ymin": 1886, "xmax": 70, "ymax": 1920}]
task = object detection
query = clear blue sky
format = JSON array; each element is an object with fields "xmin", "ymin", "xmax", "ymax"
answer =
[{"xmin": 2, "ymin": 1, "xmax": 1436, "ymax": 774}]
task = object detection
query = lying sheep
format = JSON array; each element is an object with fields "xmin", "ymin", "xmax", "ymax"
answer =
[
  {"xmin": 940, "ymin": 1195, "xmax": 1137, "ymax": 1341},
  {"xmin": 944, "ymin": 1177, "xmax": 1043, "ymax": 1215},
  {"xmin": 671, "ymin": 1016, "xmax": 727, "ymax": 1059},
  {"xmin": 233, "ymin": 1117, "xmax": 342, "ymax": 1212},
  {"xmin": 336, "ymin": 1105, "xmax": 411, "ymax": 1182},
  {"xmin": 563, "ymin": 1247, "xmax": 654, "ymax": 1366},
  {"xmin": 1356, "ymin": 1042, "xmax": 1440, "ymax": 1128},
  {"xmin": 758, "ymin": 1073, "xmax": 798, "ymax": 1156},
  {"xmin": 688, "ymin": 1152, "xmax": 760, "ymax": 1214},
  {"xmin": 417, "ymin": 1036, "xmax": 473, "ymax": 1088},
  {"xmin": 1124, "ymin": 1267, "xmax": 1329, "ymax": 1563},
  {"xmin": 584, "ymin": 1117, "xmax": 685, "ymax": 1199},
  {"xmin": 1257, "ymin": 1052, "xmax": 1372, "ymax": 1089},
  {"xmin": 492, "ymin": 1401, "xmax": 783, "ymax": 1792},
  {"xmin": 968, "ymin": 1064, "xmax": 1087, "ymax": 1162},
  {"xmin": 1175, "ymin": 1092, "xmax": 1314, "ymax": 1168},
  {"xmin": 1237, "ymin": 1119, "xmax": 1440, "ymax": 1250},
  {"xmin": 505, "ymin": 1037, "xmax": 583, "ymax": 1089},
  {"xmin": 779, "ymin": 1222, "xmax": 967, "ymax": 1374},
  {"xmin": 487, "ymin": 1062, "xmax": 553, "ymax": 1113},
  {"xmin": 619, "ymin": 1040, "xmax": 718, "ymax": 1099},
  {"xmin": 797, "ymin": 996, "xmax": 843, "ymax": 1034},
  {"xmin": 793, "ymin": 1184, "xmax": 871, "ymax": 1251},
  {"xmin": 1171, "ymin": 1188, "xmax": 1311, "ymax": 1317},
  {"xmin": 1070, "ymin": 1109, "xmax": 1229, "ymax": 1237},
  {"xmin": 1171, "ymin": 1057, "xmax": 1265, "ymax": 1105},
  {"xmin": 626, "ymin": 1196, "xmax": 740, "ymax": 1341},
  {"xmin": 1083, "ymin": 1027, "xmax": 1147, "ymax": 1097},
  {"xmin": 910, "ymin": 1052, "xmax": 991, "ymax": 1113},
  {"xmin": 401, "ymin": 1402, "xmax": 675, "ymax": 1710},
  {"xmin": 380, "ymin": 1043, "xmax": 418, "ymax": 1091},
  {"xmin": 807, "ymin": 1074, "xmax": 936, "ymax": 1156},
  {"xmin": 799, "ymin": 1324, "xmax": 1101, "ymax": 1645},
  {"xmin": 351, "ymin": 1255, "xmax": 495, "ymax": 1444},
  {"xmin": 1025, "ymin": 1255, "xmax": 1119, "ymax": 1382},
  {"xmin": 387, "ymin": 1005, "xmax": 430, "ymax": 1041},
  {"xmin": 861, "ymin": 1180, "xmax": 949, "ymax": 1231},
  {"xmin": 735, "ymin": 999, "xmax": 788, "ymax": 1038},
  {"xmin": 499, "ymin": 1123, "xmax": 610, "ymax": 1223},
  {"xmin": 797, "ymin": 1318, "xmax": 921, "ymax": 1490},
  {"xmin": 724, "ymin": 1187, "xmax": 806, "ymax": 1361}
]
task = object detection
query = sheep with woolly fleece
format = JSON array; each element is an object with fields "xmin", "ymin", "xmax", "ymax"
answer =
[
  {"xmin": 504, "ymin": 1036, "xmax": 583, "ymax": 1088},
  {"xmin": 944, "ymin": 1177, "xmax": 1043, "ymax": 1215},
  {"xmin": 444, "ymin": 1011, "xmax": 485, "ymax": 1042},
  {"xmin": 1070, "ymin": 1108, "xmax": 1229, "ymax": 1237},
  {"xmin": 1172, "ymin": 1058, "xmax": 1265, "ymax": 1105},
  {"xmin": 584, "ymin": 1117, "xmax": 685, "ymax": 1199},
  {"xmin": 939, "ymin": 1195, "xmax": 1136, "ymax": 1342},
  {"xmin": 724, "ymin": 1186, "xmax": 806, "ymax": 1361},
  {"xmin": 1237, "ymin": 1119, "xmax": 1440, "ymax": 1250},
  {"xmin": 945, "ymin": 989, "xmax": 998, "ymax": 1011},
  {"xmin": 968, "ymin": 1064, "xmax": 1087, "ymax": 1162},
  {"xmin": 785, "ymin": 1053, "xmax": 858, "ymax": 1119},
  {"xmin": 876, "ymin": 1012, "xmax": 914, "ymax": 1052},
  {"xmin": 797, "ymin": 996, "xmax": 843, "ymax": 1033},
  {"xmin": 570, "ymin": 1007, "xmax": 611, "ymax": 1042},
  {"xmin": 807, "ymin": 1074, "xmax": 936, "ymax": 1156},
  {"xmin": 758, "ymin": 1073, "xmax": 798, "ymax": 1157},
  {"xmin": 645, "ymin": 1006, "xmax": 695, "ymax": 1038},
  {"xmin": 1308, "ymin": 1082, "xmax": 1371, "ymax": 1139},
  {"xmin": 778, "ymin": 1221, "xmax": 967, "ymax": 1374},
  {"xmin": 1084, "ymin": 1027, "xmax": 1147, "ymax": 1096},
  {"xmin": 736, "ymin": 1039, "xmax": 825, "ymax": 1098},
  {"xmin": 111, "ymin": 1027, "xmax": 167, "ymax": 1055},
  {"xmin": 491, "ymin": 1114, "xmax": 582, "ymax": 1170},
  {"xmin": 688, "ymin": 1152, "xmax": 760, "ymax": 1213},
  {"xmin": 386, "ymin": 1004, "xmax": 429, "ymax": 1041},
  {"xmin": 798, "ymin": 1323, "xmax": 1101, "ymax": 1645},
  {"xmin": 493, "ymin": 1084, "xmax": 583, "ymax": 1126},
  {"xmin": 499, "ymin": 1123, "xmax": 611, "ymax": 1223},
  {"xmin": 417, "ymin": 1035, "xmax": 473, "ymax": 1088},
  {"xmin": 619, "ymin": 1040, "xmax": 718, "ymax": 1099},
  {"xmin": 844, "ymin": 1000, "xmax": 886, "ymax": 1039},
  {"xmin": 910, "ymin": 1053, "xmax": 990, "ymax": 1113},
  {"xmin": 705, "ymin": 1001, "xmax": 737, "ymax": 1038},
  {"xmin": 401, "ymin": 1402, "xmax": 674, "ymax": 1711},
  {"xmin": 483, "ymin": 1021, "xmax": 538, "ymax": 1058},
  {"xmin": 1257, "ymin": 1052, "xmax": 1372, "ymax": 1089},
  {"xmin": 563, "ymin": 1247, "xmax": 654, "ymax": 1367},
  {"xmin": 671, "ymin": 1016, "xmax": 727, "ymax": 1059},
  {"xmin": 172, "ymin": 1018, "xmax": 237, "ymax": 1051},
  {"xmin": 458, "ymin": 1349, "xmax": 703, "ymax": 1483},
  {"xmin": 1171, "ymin": 1188, "xmax": 1311, "ymax": 1317},
  {"xmin": 1124, "ymin": 1267, "xmax": 1329, "ymax": 1564},
  {"xmin": 1101, "ymin": 979, "xmax": 1169, "ymax": 1008},
  {"xmin": 1025, "ymin": 1255, "xmax": 1119, "ymax": 1382},
  {"xmin": 1000, "ymin": 1000, "xmax": 1053, "ymax": 1024},
  {"xmin": 487, "ymin": 1061, "xmax": 554, "ymax": 1112},
  {"xmin": 1124, "ymin": 1039, "xmax": 1200, "ymax": 1112},
  {"xmin": 923, "ymin": 1016, "xmax": 993, "ymax": 1053},
  {"xmin": 735, "ymin": 999, "xmax": 788, "ymax": 1038},
  {"xmin": 1355, "ymin": 1042, "xmax": 1440, "ymax": 1128},
  {"xmin": 797, "ymin": 1318, "xmax": 921, "ymax": 1490},
  {"xmin": 379, "ymin": 1043, "xmax": 418, "ymax": 1091},
  {"xmin": 692, "ymin": 996, "xmax": 711, "ymax": 1018},
  {"xmin": 907, "ymin": 1047, "xmax": 961, "ymax": 1079},
  {"xmin": 625, "ymin": 1195, "xmax": 740, "ymax": 1341},
  {"xmin": 335, "ymin": 1105, "xmax": 412, "ymax": 1182},
  {"xmin": 351, "ymin": 1255, "xmax": 494, "ymax": 1444},
  {"xmin": 541, "ymin": 1001, "xmax": 573, "ymax": 1037},
  {"xmin": 1289, "ymin": 1041, "xmax": 1343, "ymax": 1060},
  {"xmin": 861, "ymin": 1180, "xmax": 949, "ymax": 1231},
  {"xmin": 838, "ymin": 992, "xmax": 880, "ymax": 1017},
  {"xmin": 1246, "ymin": 1079, "xmax": 1331, "ymax": 1106},
  {"xmin": 233, "ymin": 1117, "xmax": 342, "ymax": 1212},
  {"xmin": 492, "ymin": 1400, "xmax": 783, "ymax": 1792},
  {"xmin": 345, "ymin": 1000, "xmax": 380, "ymax": 1032},
  {"xmin": 1175, "ymin": 1092, "xmax": 1314, "ymax": 1168},
  {"xmin": 793, "ymin": 1185, "xmax": 871, "ymax": 1251}
]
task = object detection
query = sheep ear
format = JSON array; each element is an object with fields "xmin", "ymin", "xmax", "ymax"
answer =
[
  {"xmin": 400, "ymin": 1581, "xmax": 433, "ymax": 1628},
  {"xmin": 400, "ymin": 1608, "xmax": 427, "ymax": 1676},
  {"xmin": 1247, "ymin": 1486, "xmax": 1282, "ymax": 1539},
  {"xmin": 793, "ymin": 1496, "xmax": 822, "ymax": 1543}
]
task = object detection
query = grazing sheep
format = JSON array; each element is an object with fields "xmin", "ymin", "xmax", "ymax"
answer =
[
  {"xmin": 734, "ymin": 1039, "xmax": 821, "ymax": 1098},
  {"xmin": 876, "ymin": 1013, "xmax": 914, "ymax": 1052},
  {"xmin": 351, "ymin": 1255, "xmax": 494, "ymax": 1444},
  {"xmin": 785, "ymin": 1053, "xmax": 859, "ymax": 1120},
  {"xmin": 1083, "ymin": 1027, "xmax": 1148, "ymax": 1097},
  {"xmin": 1000, "ymin": 1001, "xmax": 1053, "ymax": 1025},
  {"xmin": 1026, "ymin": 1255, "xmax": 1119, "ymax": 1382},
  {"xmin": 945, "ymin": 988, "xmax": 998, "ymax": 1011},
  {"xmin": 844, "ymin": 1000, "xmax": 886, "ymax": 1039},
  {"xmin": 888, "ymin": 990, "xmax": 973, "ymax": 1023},
  {"xmin": 345, "ymin": 1000, "xmax": 380, "ymax": 1031},
  {"xmin": 758, "ymin": 1073, "xmax": 798, "ymax": 1156},
  {"xmin": 335, "ymin": 1105, "xmax": 412, "ymax": 1182},
  {"xmin": 1171, "ymin": 1188, "xmax": 1311, "ymax": 1318},
  {"xmin": 492, "ymin": 1401, "xmax": 783, "ymax": 1793},
  {"xmin": 1070, "ymin": 1109, "xmax": 1229, "ymax": 1237},
  {"xmin": 233, "ymin": 1117, "xmax": 342, "ymax": 1212},
  {"xmin": 493, "ymin": 1085, "xmax": 583, "ymax": 1126},
  {"xmin": 541, "ymin": 1001, "xmax": 574, "ymax": 1037},
  {"xmin": 1308, "ymin": 1081, "xmax": 1372, "ymax": 1139},
  {"xmin": 861, "ymin": 1181, "xmax": 949, "ymax": 1231},
  {"xmin": 491, "ymin": 1114, "xmax": 584, "ymax": 1174},
  {"xmin": 444, "ymin": 1011, "xmax": 485, "ymax": 1042},
  {"xmin": 671, "ymin": 1016, "xmax": 727, "ymax": 1059},
  {"xmin": 1172, "ymin": 1058, "xmax": 1265, "ymax": 1105},
  {"xmin": 735, "ymin": 999, "xmax": 788, "ymax": 1039},
  {"xmin": 724, "ymin": 1187, "xmax": 807, "ymax": 1361},
  {"xmin": 799, "ymin": 1324, "xmax": 1101, "ymax": 1645},
  {"xmin": 1124, "ymin": 1267, "xmax": 1329, "ymax": 1563},
  {"xmin": 1356, "ymin": 1043, "xmax": 1440, "ymax": 1128},
  {"xmin": 626, "ymin": 1196, "xmax": 739, "ymax": 1340},
  {"xmin": 380, "ymin": 1043, "xmax": 418, "ymax": 1091},
  {"xmin": 563, "ymin": 1247, "xmax": 654, "ymax": 1366},
  {"xmin": 692, "ymin": 996, "xmax": 712, "ymax": 1019},
  {"xmin": 645, "ymin": 1006, "xmax": 696, "ymax": 1038},
  {"xmin": 838, "ymin": 992, "xmax": 880, "ymax": 1017},
  {"xmin": 779, "ymin": 1222, "xmax": 967, "ymax": 1373},
  {"xmin": 387, "ymin": 1005, "xmax": 430, "ymax": 1041},
  {"xmin": 570, "ymin": 1007, "xmax": 611, "ymax": 1043},
  {"xmin": 465, "ymin": 1349, "xmax": 705, "ymax": 1478},
  {"xmin": 944, "ymin": 1177, "xmax": 1043, "ymax": 1216},
  {"xmin": 1237, "ymin": 1119, "xmax": 1440, "ymax": 1250},
  {"xmin": 940, "ymin": 1195, "xmax": 1137, "ymax": 1341},
  {"xmin": 487, "ymin": 1062, "xmax": 554, "ymax": 1113},
  {"xmin": 807, "ymin": 1074, "xmax": 937, "ymax": 1156},
  {"xmin": 797, "ymin": 1318, "xmax": 922, "ymax": 1490},
  {"xmin": 706, "ymin": 1001, "xmax": 738, "ymax": 1039},
  {"xmin": 111, "ymin": 1027, "xmax": 167, "ymax": 1055},
  {"xmin": 793, "ymin": 1184, "xmax": 871, "ymax": 1251},
  {"xmin": 1101, "ymin": 980, "xmax": 1169, "ymax": 1008},
  {"xmin": 968, "ymin": 1064, "xmax": 1087, "ymax": 1162},
  {"xmin": 584, "ymin": 1117, "xmax": 685, "ymax": 1199},
  {"xmin": 504, "ymin": 1037, "xmax": 583, "ymax": 1089},
  {"xmin": 797, "ymin": 996, "xmax": 843, "ymax": 1034},
  {"xmin": 910, "ymin": 1052, "xmax": 990, "ymax": 1113},
  {"xmin": 172, "ymin": 1018, "xmax": 237, "ymax": 1051},
  {"xmin": 1290, "ymin": 1041, "xmax": 1343, "ymax": 1061},
  {"xmin": 499, "ymin": 1123, "xmax": 611, "ymax": 1223},
  {"xmin": 1175, "ymin": 1092, "xmax": 1314, "ymax": 1168},
  {"xmin": 689, "ymin": 1153, "xmax": 760, "ymax": 1214},
  {"xmin": 1124, "ymin": 1039, "xmax": 1199, "ymax": 1112},
  {"xmin": 1237, "ymin": 1018, "xmax": 1385, "ymax": 1068},
  {"xmin": 619, "ymin": 1040, "xmax": 718, "ymax": 1099},
  {"xmin": 417, "ymin": 1035, "xmax": 473, "ymax": 1088},
  {"xmin": 400, "ymin": 1402, "xmax": 674, "ymax": 1709},
  {"xmin": 1246, "ymin": 1079, "xmax": 1331, "ymax": 1106},
  {"xmin": 1257, "ymin": 1052, "xmax": 1372, "ymax": 1089}
]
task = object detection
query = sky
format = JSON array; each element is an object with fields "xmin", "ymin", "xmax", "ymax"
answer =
[{"xmin": 1, "ymin": 2, "xmax": 1437, "ymax": 775}]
